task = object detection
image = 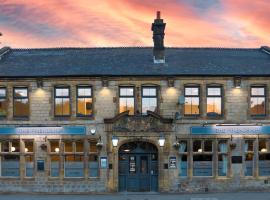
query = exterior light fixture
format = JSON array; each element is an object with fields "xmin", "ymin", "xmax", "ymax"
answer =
[
  {"xmin": 158, "ymin": 134, "xmax": 165, "ymax": 147},
  {"xmin": 102, "ymin": 79, "xmax": 109, "ymax": 87},
  {"xmin": 112, "ymin": 136, "xmax": 119, "ymax": 147},
  {"xmin": 90, "ymin": 128, "xmax": 96, "ymax": 135},
  {"xmin": 25, "ymin": 148, "xmax": 29, "ymax": 153},
  {"xmin": 234, "ymin": 76, "xmax": 241, "ymax": 88},
  {"xmin": 55, "ymin": 147, "xmax": 60, "ymax": 153},
  {"xmin": 37, "ymin": 78, "xmax": 43, "ymax": 88},
  {"xmin": 198, "ymin": 148, "xmax": 203, "ymax": 153},
  {"xmin": 261, "ymin": 148, "xmax": 267, "ymax": 152},
  {"xmin": 96, "ymin": 136, "xmax": 104, "ymax": 149},
  {"xmin": 167, "ymin": 78, "xmax": 174, "ymax": 87},
  {"xmin": 11, "ymin": 146, "xmax": 16, "ymax": 152}
]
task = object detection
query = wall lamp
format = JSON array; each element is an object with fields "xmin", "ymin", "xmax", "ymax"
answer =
[
  {"xmin": 233, "ymin": 76, "xmax": 241, "ymax": 88},
  {"xmin": 112, "ymin": 135, "xmax": 119, "ymax": 147},
  {"xmin": 37, "ymin": 78, "xmax": 43, "ymax": 88},
  {"xmin": 158, "ymin": 134, "xmax": 166, "ymax": 147},
  {"xmin": 167, "ymin": 78, "xmax": 175, "ymax": 87},
  {"xmin": 102, "ymin": 78, "xmax": 109, "ymax": 87}
]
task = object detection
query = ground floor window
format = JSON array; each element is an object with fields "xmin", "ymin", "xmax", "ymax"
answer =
[
  {"xmin": 1, "ymin": 155, "xmax": 20, "ymax": 177},
  {"xmin": 244, "ymin": 140, "xmax": 254, "ymax": 176},
  {"xmin": 218, "ymin": 140, "xmax": 228, "ymax": 176},
  {"xmin": 25, "ymin": 155, "xmax": 34, "ymax": 177},
  {"xmin": 89, "ymin": 155, "xmax": 99, "ymax": 177},
  {"xmin": 64, "ymin": 155, "xmax": 84, "ymax": 177}
]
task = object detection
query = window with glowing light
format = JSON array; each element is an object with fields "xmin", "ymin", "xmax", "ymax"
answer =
[
  {"xmin": 0, "ymin": 87, "xmax": 7, "ymax": 117},
  {"xmin": 193, "ymin": 140, "xmax": 213, "ymax": 176},
  {"xmin": 119, "ymin": 87, "xmax": 135, "ymax": 115},
  {"xmin": 49, "ymin": 140, "xmax": 60, "ymax": 177},
  {"xmin": 218, "ymin": 140, "xmax": 228, "ymax": 176},
  {"xmin": 184, "ymin": 86, "xmax": 200, "ymax": 116},
  {"xmin": 258, "ymin": 139, "xmax": 270, "ymax": 176},
  {"xmin": 0, "ymin": 140, "xmax": 20, "ymax": 177},
  {"xmin": 250, "ymin": 86, "xmax": 266, "ymax": 116},
  {"xmin": 142, "ymin": 86, "xmax": 158, "ymax": 114},
  {"xmin": 13, "ymin": 87, "xmax": 29, "ymax": 118},
  {"xmin": 207, "ymin": 86, "xmax": 222, "ymax": 117},
  {"xmin": 77, "ymin": 86, "xmax": 93, "ymax": 117},
  {"xmin": 54, "ymin": 86, "xmax": 70, "ymax": 117}
]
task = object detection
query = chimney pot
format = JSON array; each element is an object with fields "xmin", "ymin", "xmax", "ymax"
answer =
[{"xmin": 157, "ymin": 11, "xmax": 161, "ymax": 19}]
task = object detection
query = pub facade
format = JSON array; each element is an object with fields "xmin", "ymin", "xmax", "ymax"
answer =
[{"xmin": 0, "ymin": 12, "xmax": 270, "ymax": 193}]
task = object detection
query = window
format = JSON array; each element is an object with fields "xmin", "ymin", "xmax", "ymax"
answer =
[
  {"xmin": 54, "ymin": 87, "xmax": 70, "ymax": 117},
  {"xmin": 0, "ymin": 87, "xmax": 7, "ymax": 117},
  {"xmin": 49, "ymin": 140, "xmax": 60, "ymax": 177},
  {"xmin": 193, "ymin": 140, "xmax": 213, "ymax": 176},
  {"xmin": 119, "ymin": 87, "xmax": 134, "ymax": 115},
  {"xmin": 244, "ymin": 140, "xmax": 254, "ymax": 176},
  {"xmin": 184, "ymin": 86, "xmax": 200, "ymax": 116},
  {"xmin": 77, "ymin": 86, "xmax": 93, "ymax": 117},
  {"xmin": 178, "ymin": 140, "xmax": 187, "ymax": 177},
  {"xmin": 142, "ymin": 87, "xmax": 158, "ymax": 114},
  {"xmin": 89, "ymin": 140, "xmax": 99, "ymax": 177},
  {"xmin": 64, "ymin": 141, "xmax": 84, "ymax": 177},
  {"xmin": 0, "ymin": 140, "xmax": 20, "ymax": 177},
  {"xmin": 250, "ymin": 86, "xmax": 266, "ymax": 116},
  {"xmin": 207, "ymin": 86, "xmax": 222, "ymax": 117},
  {"xmin": 218, "ymin": 140, "xmax": 228, "ymax": 176},
  {"xmin": 258, "ymin": 140, "xmax": 270, "ymax": 176},
  {"xmin": 13, "ymin": 87, "xmax": 29, "ymax": 118},
  {"xmin": 24, "ymin": 141, "xmax": 34, "ymax": 177}
]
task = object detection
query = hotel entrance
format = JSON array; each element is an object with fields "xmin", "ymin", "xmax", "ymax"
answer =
[{"xmin": 118, "ymin": 141, "xmax": 158, "ymax": 192}]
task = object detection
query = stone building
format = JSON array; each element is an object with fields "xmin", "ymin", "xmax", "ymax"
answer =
[{"xmin": 0, "ymin": 12, "xmax": 270, "ymax": 193}]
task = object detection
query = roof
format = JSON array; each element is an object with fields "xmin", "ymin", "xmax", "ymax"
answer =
[{"xmin": 0, "ymin": 46, "xmax": 270, "ymax": 78}]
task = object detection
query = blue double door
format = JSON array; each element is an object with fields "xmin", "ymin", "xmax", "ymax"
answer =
[{"xmin": 119, "ymin": 153, "xmax": 158, "ymax": 192}]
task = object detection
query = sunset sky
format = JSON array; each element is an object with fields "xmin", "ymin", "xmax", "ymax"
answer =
[{"xmin": 0, "ymin": 0, "xmax": 269, "ymax": 48}]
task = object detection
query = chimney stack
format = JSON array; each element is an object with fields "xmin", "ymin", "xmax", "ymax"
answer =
[{"xmin": 151, "ymin": 11, "xmax": 166, "ymax": 63}]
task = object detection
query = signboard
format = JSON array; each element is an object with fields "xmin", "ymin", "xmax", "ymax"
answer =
[
  {"xmin": 0, "ymin": 126, "xmax": 86, "ymax": 135},
  {"xmin": 191, "ymin": 125, "xmax": 270, "ymax": 135},
  {"xmin": 169, "ymin": 156, "xmax": 177, "ymax": 169},
  {"xmin": 129, "ymin": 156, "xmax": 136, "ymax": 173},
  {"xmin": 100, "ymin": 157, "xmax": 108, "ymax": 169}
]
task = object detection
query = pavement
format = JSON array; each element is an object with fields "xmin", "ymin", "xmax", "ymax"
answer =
[{"xmin": 0, "ymin": 192, "xmax": 269, "ymax": 200}]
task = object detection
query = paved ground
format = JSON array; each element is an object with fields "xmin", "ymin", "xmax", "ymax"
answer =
[{"xmin": 0, "ymin": 192, "xmax": 269, "ymax": 200}]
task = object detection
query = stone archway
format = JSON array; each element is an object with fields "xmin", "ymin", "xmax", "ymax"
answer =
[{"xmin": 118, "ymin": 141, "xmax": 158, "ymax": 192}]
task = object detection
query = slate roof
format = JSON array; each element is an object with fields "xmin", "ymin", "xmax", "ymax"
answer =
[{"xmin": 0, "ymin": 47, "xmax": 270, "ymax": 77}]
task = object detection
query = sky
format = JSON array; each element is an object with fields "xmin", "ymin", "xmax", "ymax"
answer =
[{"xmin": 0, "ymin": 0, "xmax": 269, "ymax": 48}]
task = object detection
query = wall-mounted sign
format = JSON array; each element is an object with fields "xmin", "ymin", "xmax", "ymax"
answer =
[
  {"xmin": 100, "ymin": 157, "xmax": 107, "ymax": 169},
  {"xmin": 0, "ymin": 126, "xmax": 86, "ymax": 135},
  {"xmin": 129, "ymin": 156, "xmax": 136, "ymax": 173},
  {"xmin": 169, "ymin": 157, "xmax": 177, "ymax": 169},
  {"xmin": 191, "ymin": 125, "xmax": 270, "ymax": 135}
]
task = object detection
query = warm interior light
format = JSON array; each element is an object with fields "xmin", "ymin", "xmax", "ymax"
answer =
[
  {"xmin": 124, "ymin": 149, "xmax": 130, "ymax": 152},
  {"xmin": 198, "ymin": 148, "xmax": 203, "ymax": 153},
  {"xmin": 112, "ymin": 136, "xmax": 119, "ymax": 147},
  {"xmin": 55, "ymin": 147, "xmax": 60, "ymax": 153},
  {"xmin": 11, "ymin": 147, "xmax": 16, "ymax": 152},
  {"xmin": 261, "ymin": 148, "xmax": 267, "ymax": 152},
  {"xmin": 25, "ymin": 148, "xmax": 28, "ymax": 152}
]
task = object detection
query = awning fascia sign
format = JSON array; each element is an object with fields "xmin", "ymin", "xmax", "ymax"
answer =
[
  {"xmin": 191, "ymin": 125, "xmax": 270, "ymax": 135},
  {"xmin": 0, "ymin": 126, "xmax": 86, "ymax": 135}
]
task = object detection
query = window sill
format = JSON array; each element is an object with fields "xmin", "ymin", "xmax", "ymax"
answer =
[
  {"xmin": 250, "ymin": 115, "xmax": 267, "ymax": 120},
  {"xmin": 76, "ymin": 116, "xmax": 95, "ymax": 120},
  {"xmin": 183, "ymin": 115, "xmax": 201, "ymax": 119},
  {"xmin": 13, "ymin": 117, "xmax": 29, "ymax": 121}
]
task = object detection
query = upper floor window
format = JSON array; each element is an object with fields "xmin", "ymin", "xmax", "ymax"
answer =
[
  {"xmin": 184, "ymin": 86, "xmax": 200, "ymax": 116},
  {"xmin": 77, "ymin": 86, "xmax": 93, "ymax": 117},
  {"xmin": 250, "ymin": 86, "xmax": 266, "ymax": 116},
  {"xmin": 119, "ymin": 87, "xmax": 134, "ymax": 115},
  {"xmin": 13, "ymin": 87, "xmax": 29, "ymax": 118},
  {"xmin": 207, "ymin": 86, "xmax": 222, "ymax": 117},
  {"xmin": 142, "ymin": 87, "xmax": 157, "ymax": 114},
  {"xmin": 54, "ymin": 87, "xmax": 70, "ymax": 117},
  {"xmin": 0, "ymin": 88, "xmax": 7, "ymax": 117}
]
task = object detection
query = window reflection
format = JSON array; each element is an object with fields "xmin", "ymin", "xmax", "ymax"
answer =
[
  {"xmin": 184, "ymin": 87, "xmax": 200, "ymax": 115},
  {"xmin": 119, "ymin": 87, "xmax": 134, "ymax": 115},
  {"xmin": 142, "ymin": 87, "xmax": 157, "ymax": 114},
  {"xmin": 14, "ymin": 88, "xmax": 29, "ymax": 117},
  {"xmin": 0, "ymin": 88, "xmax": 7, "ymax": 117},
  {"xmin": 77, "ymin": 86, "xmax": 92, "ymax": 117},
  {"xmin": 250, "ymin": 87, "xmax": 266, "ymax": 116},
  {"xmin": 55, "ymin": 87, "xmax": 70, "ymax": 116},
  {"xmin": 207, "ymin": 87, "xmax": 222, "ymax": 117}
]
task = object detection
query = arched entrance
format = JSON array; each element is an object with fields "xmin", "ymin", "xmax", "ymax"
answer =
[{"xmin": 118, "ymin": 141, "xmax": 158, "ymax": 192}]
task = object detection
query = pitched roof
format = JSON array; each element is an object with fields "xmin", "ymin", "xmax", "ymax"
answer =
[{"xmin": 0, "ymin": 47, "xmax": 270, "ymax": 77}]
